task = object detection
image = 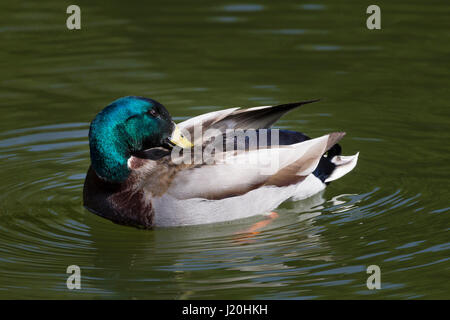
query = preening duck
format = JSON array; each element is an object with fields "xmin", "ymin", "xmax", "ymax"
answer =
[{"xmin": 83, "ymin": 96, "xmax": 359, "ymax": 228}]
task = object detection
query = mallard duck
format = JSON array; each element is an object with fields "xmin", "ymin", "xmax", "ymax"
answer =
[{"xmin": 83, "ymin": 96, "xmax": 358, "ymax": 228}]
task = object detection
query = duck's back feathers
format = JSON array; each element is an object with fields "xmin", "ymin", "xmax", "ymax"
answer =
[
  {"xmin": 178, "ymin": 100, "xmax": 320, "ymax": 144},
  {"xmin": 209, "ymin": 99, "xmax": 320, "ymax": 130}
]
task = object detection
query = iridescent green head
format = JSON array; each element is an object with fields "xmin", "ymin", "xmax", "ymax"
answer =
[{"xmin": 88, "ymin": 96, "xmax": 176, "ymax": 183}]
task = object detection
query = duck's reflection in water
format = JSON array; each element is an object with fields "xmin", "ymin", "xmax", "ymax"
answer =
[{"xmin": 86, "ymin": 191, "xmax": 362, "ymax": 298}]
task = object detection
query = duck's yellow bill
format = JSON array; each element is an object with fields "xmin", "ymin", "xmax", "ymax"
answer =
[{"xmin": 169, "ymin": 125, "xmax": 193, "ymax": 148}]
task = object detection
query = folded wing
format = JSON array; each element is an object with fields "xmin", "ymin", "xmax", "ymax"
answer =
[{"xmin": 166, "ymin": 132, "xmax": 345, "ymax": 200}]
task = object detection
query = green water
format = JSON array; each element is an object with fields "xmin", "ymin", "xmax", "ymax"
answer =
[{"xmin": 0, "ymin": 0, "xmax": 449, "ymax": 299}]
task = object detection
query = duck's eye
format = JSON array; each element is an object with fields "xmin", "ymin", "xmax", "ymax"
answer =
[{"xmin": 148, "ymin": 109, "xmax": 157, "ymax": 117}]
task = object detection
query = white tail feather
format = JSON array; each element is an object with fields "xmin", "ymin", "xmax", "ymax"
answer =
[{"xmin": 325, "ymin": 152, "xmax": 359, "ymax": 183}]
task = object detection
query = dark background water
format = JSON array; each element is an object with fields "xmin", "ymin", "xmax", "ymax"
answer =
[{"xmin": 0, "ymin": 0, "xmax": 448, "ymax": 299}]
